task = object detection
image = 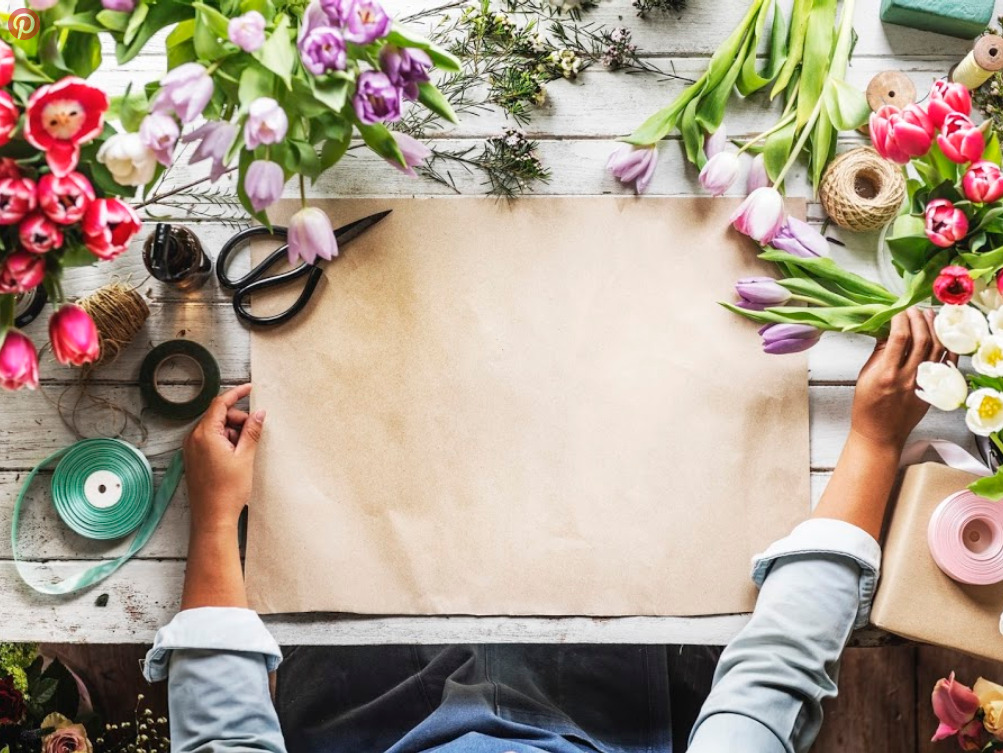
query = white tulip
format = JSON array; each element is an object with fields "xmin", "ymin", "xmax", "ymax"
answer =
[
  {"xmin": 966, "ymin": 388, "xmax": 1003, "ymax": 436},
  {"xmin": 989, "ymin": 308, "xmax": 1003, "ymax": 335},
  {"xmin": 974, "ymin": 276, "xmax": 1003, "ymax": 314},
  {"xmin": 974, "ymin": 335, "xmax": 1003, "ymax": 377},
  {"xmin": 935, "ymin": 304, "xmax": 990, "ymax": 355},
  {"xmin": 97, "ymin": 132, "xmax": 157, "ymax": 187},
  {"xmin": 916, "ymin": 361, "xmax": 968, "ymax": 411}
]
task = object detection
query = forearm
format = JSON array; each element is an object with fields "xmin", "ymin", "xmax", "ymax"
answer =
[
  {"xmin": 182, "ymin": 524, "xmax": 247, "ymax": 610},
  {"xmin": 812, "ymin": 430, "xmax": 902, "ymax": 541}
]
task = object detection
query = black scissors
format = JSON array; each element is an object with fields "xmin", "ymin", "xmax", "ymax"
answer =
[{"xmin": 215, "ymin": 210, "xmax": 392, "ymax": 327}]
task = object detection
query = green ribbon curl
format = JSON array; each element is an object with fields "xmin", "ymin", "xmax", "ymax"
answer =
[{"xmin": 11, "ymin": 439, "xmax": 184, "ymax": 595}]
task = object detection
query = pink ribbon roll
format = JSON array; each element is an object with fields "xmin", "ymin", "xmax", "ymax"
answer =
[{"xmin": 928, "ymin": 491, "xmax": 1003, "ymax": 585}]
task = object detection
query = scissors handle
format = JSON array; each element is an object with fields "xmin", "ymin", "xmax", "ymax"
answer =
[
  {"xmin": 231, "ymin": 265, "xmax": 325, "ymax": 327},
  {"xmin": 216, "ymin": 225, "xmax": 293, "ymax": 290}
]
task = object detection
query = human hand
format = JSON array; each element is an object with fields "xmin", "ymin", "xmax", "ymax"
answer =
[
  {"xmin": 182, "ymin": 383, "xmax": 266, "ymax": 534},
  {"xmin": 851, "ymin": 308, "xmax": 956, "ymax": 451}
]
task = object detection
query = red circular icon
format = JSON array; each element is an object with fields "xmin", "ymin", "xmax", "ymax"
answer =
[{"xmin": 8, "ymin": 8, "xmax": 40, "ymax": 40}]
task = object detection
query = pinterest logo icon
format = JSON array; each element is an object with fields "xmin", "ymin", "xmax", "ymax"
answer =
[{"xmin": 8, "ymin": 8, "xmax": 39, "ymax": 40}]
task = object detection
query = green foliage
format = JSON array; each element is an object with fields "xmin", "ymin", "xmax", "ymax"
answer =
[{"xmin": 0, "ymin": 643, "xmax": 37, "ymax": 694}]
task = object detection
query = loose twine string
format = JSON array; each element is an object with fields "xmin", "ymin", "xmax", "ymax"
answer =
[{"xmin": 40, "ymin": 281, "xmax": 151, "ymax": 445}]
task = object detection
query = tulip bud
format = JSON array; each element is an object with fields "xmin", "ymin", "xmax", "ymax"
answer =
[
  {"xmin": 82, "ymin": 198, "xmax": 142, "ymax": 261},
  {"xmin": 730, "ymin": 187, "xmax": 785, "ymax": 244},
  {"xmin": 606, "ymin": 143, "xmax": 658, "ymax": 195},
  {"xmin": 19, "ymin": 212, "xmax": 64, "ymax": 255},
  {"xmin": 244, "ymin": 97, "xmax": 288, "ymax": 150},
  {"xmin": 0, "ymin": 251, "xmax": 45, "ymax": 294},
  {"xmin": 916, "ymin": 361, "xmax": 968, "ymax": 411},
  {"xmin": 933, "ymin": 265, "xmax": 975, "ymax": 305},
  {"xmin": 935, "ymin": 304, "xmax": 989, "ymax": 355},
  {"xmin": 938, "ymin": 112, "xmax": 985, "ymax": 165},
  {"xmin": 0, "ymin": 91, "xmax": 19, "ymax": 148},
  {"xmin": 734, "ymin": 276, "xmax": 791, "ymax": 310},
  {"xmin": 870, "ymin": 104, "xmax": 934, "ymax": 164},
  {"xmin": 704, "ymin": 126, "xmax": 727, "ymax": 160},
  {"xmin": 287, "ymin": 206, "xmax": 338, "ymax": 265},
  {"xmin": 0, "ymin": 41, "xmax": 15, "ymax": 89},
  {"xmin": 928, "ymin": 80, "xmax": 972, "ymax": 129},
  {"xmin": 386, "ymin": 132, "xmax": 432, "ymax": 177},
  {"xmin": 698, "ymin": 152, "xmax": 740, "ymax": 197},
  {"xmin": 38, "ymin": 172, "xmax": 95, "ymax": 225},
  {"xmin": 0, "ymin": 177, "xmax": 37, "ymax": 225},
  {"xmin": 758, "ymin": 322, "xmax": 821, "ymax": 354},
  {"xmin": 963, "ymin": 161, "xmax": 1003, "ymax": 204},
  {"xmin": 925, "ymin": 199, "xmax": 969, "ymax": 248},
  {"xmin": 769, "ymin": 217, "xmax": 827, "ymax": 257},
  {"xmin": 0, "ymin": 330, "xmax": 39, "ymax": 391},
  {"xmin": 746, "ymin": 153, "xmax": 771, "ymax": 193},
  {"xmin": 931, "ymin": 673, "xmax": 980, "ymax": 742},
  {"xmin": 49, "ymin": 304, "xmax": 100, "ymax": 367},
  {"xmin": 244, "ymin": 160, "xmax": 285, "ymax": 213}
]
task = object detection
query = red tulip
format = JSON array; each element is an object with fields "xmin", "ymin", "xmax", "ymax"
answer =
[
  {"xmin": 0, "ymin": 176, "xmax": 36, "ymax": 225},
  {"xmin": 925, "ymin": 199, "xmax": 969, "ymax": 248},
  {"xmin": 0, "ymin": 160, "xmax": 20, "ymax": 181},
  {"xmin": 927, "ymin": 79, "xmax": 972, "ymax": 129},
  {"xmin": 0, "ymin": 250, "xmax": 45, "ymax": 294},
  {"xmin": 0, "ymin": 91, "xmax": 18, "ymax": 149},
  {"xmin": 0, "ymin": 330, "xmax": 38, "ymax": 391},
  {"xmin": 870, "ymin": 104, "xmax": 934, "ymax": 164},
  {"xmin": 81, "ymin": 198, "xmax": 141, "ymax": 261},
  {"xmin": 931, "ymin": 673, "xmax": 980, "ymax": 742},
  {"xmin": 38, "ymin": 172, "xmax": 94, "ymax": 225},
  {"xmin": 963, "ymin": 161, "xmax": 1003, "ymax": 203},
  {"xmin": 19, "ymin": 212, "xmax": 63, "ymax": 255},
  {"xmin": 0, "ymin": 41, "xmax": 15, "ymax": 89},
  {"xmin": 49, "ymin": 304, "xmax": 99, "ymax": 367},
  {"xmin": 933, "ymin": 265, "xmax": 975, "ymax": 305},
  {"xmin": 937, "ymin": 112, "xmax": 985, "ymax": 164},
  {"xmin": 23, "ymin": 77, "xmax": 109, "ymax": 177}
]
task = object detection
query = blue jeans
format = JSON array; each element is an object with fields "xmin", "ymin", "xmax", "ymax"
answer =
[{"xmin": 275, "ymin": 645, "xmax": 674, "ymax": 753}]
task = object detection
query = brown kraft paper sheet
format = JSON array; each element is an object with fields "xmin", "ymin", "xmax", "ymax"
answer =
[{"xmin": 244, "ymin": 196, "xmax": 810, "ymax": 616}]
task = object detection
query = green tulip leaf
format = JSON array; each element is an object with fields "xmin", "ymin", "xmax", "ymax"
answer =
[
  {"xmin": 763, "ymin": 118, "xmax": 796, "ymax": 182},
  {"xmin": 850, "ymin": 250, "xmax": 953, "ymax": 334},
  {"xmin": 386, "ymin": 25, "xmax": 461, "ymax": 73},
  {"xmin": 193, "ymin": 3, "xmax": 231, "ymax": 38},
  {"xmin": 680, "ymin": 97, "xmax": 704, "ymax": 167},
  {"xmin": 417, "ymin": 82, "xmax": 458, "ymax": 125},
  {"xmin": 986, "ymin": 132, "xmax": 1003, "ymax": 166},
  {"xmin": 54, "ymin": 12, "xmax": 105, "ymax": 33},
  {"xmin": 771, "ymin": 0, "xmax": 810, "ymax": 98},
  {"xmin": 310, "ymin": 76, "xmax": 350, "ymax": 112},
  {"xmin": 969, "ymin": 472, "xmax": 1003, "ymax": 502},
  {"xmin": 737, "ymin": 2, "xmax": 786, "ymax": 96},
  {"xmin": 822, "ymin": 77, "xmax": 869, "ymax": 132},
  {"xmin": 355, "ymin": 120, "xmax": 406, "ymax": 168},
  {"xmin": 254, "ymin": 14, "xmax": 295, "ymax": 88},
  {"xmin": 778, "ymin": 277, "xmax": 856, "ymax": 306},
  {"xmin": 760, "ymin": 250, "xmax": 898, "ymax": 303}
]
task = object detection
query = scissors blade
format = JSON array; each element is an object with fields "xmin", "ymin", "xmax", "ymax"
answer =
[{"xmin": 335, "ymin": 210, "xmax": 392, "ymax": 247}]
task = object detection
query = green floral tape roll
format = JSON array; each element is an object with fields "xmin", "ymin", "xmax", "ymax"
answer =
[
  {"xmin": 11, "ymin": 439, "xmax": 184, "ymax": 595},
  {"xmin": 139, "ymin": 340, "xmax": 221, "ymax": 421}
]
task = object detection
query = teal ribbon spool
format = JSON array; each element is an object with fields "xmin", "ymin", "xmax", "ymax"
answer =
[{"xmin": 11, "ymin": 438, "xmax": 184, "ymax": 595}]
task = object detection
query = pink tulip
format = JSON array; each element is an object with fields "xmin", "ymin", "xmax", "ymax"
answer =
[
  {"xmin": 81, "ymin": 198, "xmax": 142, "ymax": 260},
  {"xmin": 704, "ymin": 126, "xmax": 727, "ymax": 159},
  {"xmin": 38, "ymin": 172, "xmax": 95, "ymax": 225},
  {"xmin": 0, "ymin": 330, "xmax": 38, "ymax": 391},
  {"xmin": 0, "ymin": 160, "xmax": 20, "ymax": 181},
  {"xmin": 931, "ymin": 673, "xmax": 979, "ymax": 742},
  {"xmin": 287, "ymin": 206, "xmax": 337, "ymax": 265},
  {"xmin": 928, "ymin": 79, "xmax": 972, "ymax": 129},
  {"xmin": 937, "ymin": 112, "xmax": 985, "ymax": 164},
  {"xmin": 0, "ymin": 177, "xmax": 37, "ymax": 225},
  {"xmin": 933, "ymin": 265, "xmax": 975, "ymax": 305},
  {"xmin": 0, "ymin": 251, "xmax": 45, "ymax": 294},
  {"xmin": 386, "ymin": 131, "xmax": 431, "ymax": 177},
  {"xmin": 606, "ymin": 144, "xmax": 658, "ymax": 194},
  {"xmin": 730, "ymin": 186, "xmax": 785, "ymax": 244},
  {"xmin": 870, "ymin": 104, "xmax": 934, "ymax": 164},
  {"xmin": 925, "ymin": 199, "xmax": 969, "ymax": 248},
  {"xmin": 19, "ymin": 212, "xmax": 63, "ymax": 254},
  {"xmin": 698, "ymin": 152, "xmax": 740, "ymax": 196},
  {"xmin": 0, "ymin": 91, "xmax": 19, "ymax": 148},
  {"xmin": 0, "ymin": 41, "xmax": 14, "ymax": 89},
  {"xmin": 746, "ymin": 153, "xmax": 771, "ymax": 193},
  {"xmin": 963, "ymin": 161, "xmax": 1003, "ymax": 203},
  {"xmin": 49, "ymin": 304, "xmax": 100, "ymax": 367}
]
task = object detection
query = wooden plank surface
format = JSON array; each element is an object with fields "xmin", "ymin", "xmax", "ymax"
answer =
[{"xmin": 1, "ymin": 0, "xmax": 995, "ymax": 643}]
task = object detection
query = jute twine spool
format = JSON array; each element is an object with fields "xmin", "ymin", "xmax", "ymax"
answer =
[
  {"xmin": 819, "ymin": 148, "xmax": 906, "ymax": 232},
  {"xmin": 951, "ymin": 34, "xmax": 1003, "ymax": 90},
  {"xmin": 77, "ymin": 282, "xmax": 150, "ymax": 368}
]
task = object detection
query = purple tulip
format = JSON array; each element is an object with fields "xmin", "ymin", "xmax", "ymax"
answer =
[
  {"xmin": 302, "ymin": 0, "xmax": 334, "ymax": 39},
  {"xmin": 181, "ymin": 120, "xmax": 237, "ymax": 182},
  {"xmin": 770, "ymin": 217, "xmax": 827, "ymax": 258},
  {"xmin": 698, "ymin": 152, "xmax": 740, "ymax": 196},
  {"xmin": 380, "ymin": 46, "xmax": 432, "ymax": 101},
  {"xmin": 229, "ymin": 11, "xmax": 266, "ymax": 52},
  {"xmin": 288, "ymin": 206, "xmax": 338, "ymax": 265},
  {"xmin": 387, "ymin": 131, "xmax": 431, "ymax": 176},
  {"xmin": 338, "ymin": 0, "xmax": 391, "ymax": 44},
  {"xmin": 746, "ymin": 153, "xmax": 770, "ymax": 193},
  {"xmin": 758, "ymin": 323, "xmax": 821, "ymax": 355},
  {"xmin": 151, "ymin": 63, "xmax": 214, "ymax": 124},
  {"xmin": 101, "ymin": 0, "xmax": 135, "ymax": 10},
  {"xmin": 139, "ymin": 113, "xmax": 179, "ymax": 166},
  {"xmin": 245, "ymin": 160, "xmax": 285, "ymax": 212},
  {"xmin": 245, "ymin": 97, "xmax": 288, "ymax": 150},
  {"xmin": 730, "ymin": 187, "xmax": 785, "ymax": 244},
  {"xmin": 299, "ymin": 26, "xmax": 347, "ymax": 75},
  {"xmin": 735, "ymin": 277, "xmax": 791, "ymax": 310},
  {"xmin": 606, "ymin": 143, "xmax": 657, "ymax": 194},
  {"xmin": 704, "ymin": 126, "xmax": 727, "ymax": 159},
  {"xmin": 352, "ymin": 71, "xmax": 402, "ymax": 125}
]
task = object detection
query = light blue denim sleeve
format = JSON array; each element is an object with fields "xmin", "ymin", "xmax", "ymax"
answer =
[
  {"xmin": 143, "ymin": 607, "xmax": 287, "ymax": 753},
  {"xmin": 688, "ymin": 518, "xmax": 881, "ymax": 753}
]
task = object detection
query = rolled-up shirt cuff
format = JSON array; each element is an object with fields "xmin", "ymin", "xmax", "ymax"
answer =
[
  {"xmin": 143, "ymin": 607, "xmax": 282, "ymax": 682},
  {"xmin": 751, "ymin": 518, "xmax": 881, "ymax": 629}
]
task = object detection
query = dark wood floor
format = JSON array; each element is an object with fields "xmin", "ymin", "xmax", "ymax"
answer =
[{"xmin": 44, "ymin": 643, "xmax": 1003, "ymax": 752}]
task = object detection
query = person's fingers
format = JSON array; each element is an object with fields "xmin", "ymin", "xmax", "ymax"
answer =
[
  {"xmin": 925, "ymin": 308, "xmax": 947, "ymax": 363},
  {"xmin": 884, "ymin": 312, "xmax": 911, "ymax": 367},
  {"xmin": 945, "ymin": 350, "xmax": 960, "ymax": 366},
  {"xmin": 219, "ymin": 383, "xmax": 253, "ymax": 408},
  {"xmin": 226, "ymin": 408, "xmax": 249, "ymax": 427},
  {"xmin": 203, "ymin": 383, "xmax": 253, "ymax": 428},
  {"xmin": 236, "ymin": 409, "xmax": 266, "ymax": 457},
  {"xmin": 226, "ymin": 427, "xmax": 239, "ymax": 445},
  {"xmin": 904, "ymin": 307, "xmax": 934, "ymax": 374}
]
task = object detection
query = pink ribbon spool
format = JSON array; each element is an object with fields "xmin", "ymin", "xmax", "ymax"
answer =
[{"xmin": 928, "ymin": 491, "xmax": 1003, "ymax": 585}]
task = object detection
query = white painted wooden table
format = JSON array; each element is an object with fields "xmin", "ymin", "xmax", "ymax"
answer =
[{"xmin": 0, "ymin": 0, "xmax": 992, "ymax": 644}]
